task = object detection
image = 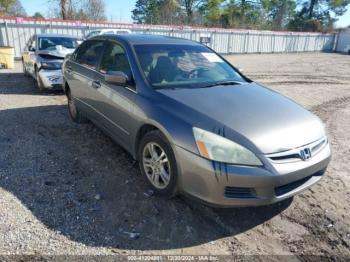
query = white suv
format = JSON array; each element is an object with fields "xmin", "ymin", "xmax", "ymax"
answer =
[{"xmin": 85, "ymin": 29, "xmax": 131, "ymax": 39}]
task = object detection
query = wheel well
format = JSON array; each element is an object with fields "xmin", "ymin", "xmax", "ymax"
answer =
[{"xmin": 135, "ymin": 124, "xmax": 159, "ymax": 159}]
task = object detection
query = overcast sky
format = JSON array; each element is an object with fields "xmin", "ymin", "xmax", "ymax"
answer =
[{"xmin": 22, "ymin": 0, "xmax": 350, "ymax": 28}]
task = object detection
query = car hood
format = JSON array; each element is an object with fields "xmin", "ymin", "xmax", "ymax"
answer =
[
  {"xmin": 38, "ymin": 46, "xmax": 75, "ymax": 59},
  {"xmin": 158, "ymin": 82, "xmax": 325, "ymax": 154}
]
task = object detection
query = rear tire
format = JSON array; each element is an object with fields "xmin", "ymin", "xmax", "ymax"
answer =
[
  {"xmin": 66, "ymin": 88, "xmax": 88, "ymax": 123},
  {"xmin": 138, "ymin": 130, "xmax": 178, "ymax": 197}
]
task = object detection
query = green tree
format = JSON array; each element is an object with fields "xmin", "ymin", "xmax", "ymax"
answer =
[
  {"xmin": 132, "ymin": 0, "xmax": 181, "ymax": 25},
  {"xmin": 221, "ymin": 0, "xmax": 262, "ymax": 28},
  {"xmin": 261, "ymin": 0, "xmax": 296, "ymax": 29},
  {"xmin": 132, "ymin": 0, "xmax": 161, "ymax": 24},
  {"xmin": 180, "ymin": 0, "xmax": 204, "ymax": 23},
  {"xmin": 32, "ymin": 12, "xmax": 45, "ymax": 18},
  {"xmin": 159, "ymin": 0, "xmax": 182, "ymax": 24},
  {"xmin": 202, "ymin": 0, "xmax": 224, "ymax": 26},
  {"xmin": 289, "ymin": 0, "xmax": 350, "ymax": 31},
  {"xmin": 0, "ymin": 0, "xmax": 26, "ymax": 16},
  {"xmin": 0, "ymin": 0, "xmax": 15, "ymax": 15}
]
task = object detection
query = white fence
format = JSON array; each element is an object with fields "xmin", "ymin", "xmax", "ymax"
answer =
[
  {"xmin": 0, "ymin": 16, "xmax": 336, "ymax": 58},
  {"xmin": 335, "ymin": 30, "xmax": 350, "ymax": 54}
]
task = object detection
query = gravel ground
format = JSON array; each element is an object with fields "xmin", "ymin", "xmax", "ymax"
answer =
[{"xmin": 0, "ymin": 52, "xmax": 349, "ymax": 258}]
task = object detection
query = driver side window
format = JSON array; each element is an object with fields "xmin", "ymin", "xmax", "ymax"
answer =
[
  {"xmin": 99, "ymin": 42, "xmax": 132, "ymax": 80},
  {"xmin": 75, "ymin": 40, "xmax": 104, "ymax": 69},
  {"xmin": 28, "ymin": 37, "xmax": 36, "ymax": 51}
]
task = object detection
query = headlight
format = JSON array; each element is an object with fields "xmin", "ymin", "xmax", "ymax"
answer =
[
  {"xmin": 193, "ymin": 127, "xmax": 263, "ymax": 166},
  {"xmin": 41, "ymin": 62, "xmax": 62, "ymax": 70}
]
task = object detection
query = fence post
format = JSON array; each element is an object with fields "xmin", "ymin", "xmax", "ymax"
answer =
[
  {"xmin": 4, "ymin": 22, "xmax": 10, "ymax": 46},
  {"xmin": 210, "ymin": 31, "xmax": 214, "ymax": 49},
  {"xmin": 243, "ymin": 31, "xmax": 248, "ymax": 53},
  {"xmin": 332, "ymin": 32, "xmax": 339, "ymax": 52},
  {"xmin": 227, "ymin": 32, "xmax": 232, "ymax": 54}
]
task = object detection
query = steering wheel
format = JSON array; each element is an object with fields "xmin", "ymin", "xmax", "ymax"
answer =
[{"xmin": 188, "ymin": 68, "xmax": 208, "ymax": 79}]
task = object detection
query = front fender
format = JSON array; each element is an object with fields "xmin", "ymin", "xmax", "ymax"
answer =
[{"xmin": 133, "ymin": 93, "xmax": 198, "ymax": 157}]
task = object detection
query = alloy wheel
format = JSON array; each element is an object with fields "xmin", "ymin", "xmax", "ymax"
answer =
[{"xmin": 142, "ymin": 142, "xmax": 171, "ymax": 190}]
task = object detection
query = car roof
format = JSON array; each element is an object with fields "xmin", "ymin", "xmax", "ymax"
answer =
[
  {"xmin": 92, "ymin": 34, "xmax": 201, "ymax": 46},
  {"xmin": 35, "ymin": 33, "xmax": 80, "ymax": 39}
]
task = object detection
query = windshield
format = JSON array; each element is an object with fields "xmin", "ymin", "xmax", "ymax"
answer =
[
  {"xmin": 38, "ymin": 37, "xmax": 79, "ymax": 50},
  {"xmin": 134, "ymin": 44, "xmax": 246, "ymax": 89}
]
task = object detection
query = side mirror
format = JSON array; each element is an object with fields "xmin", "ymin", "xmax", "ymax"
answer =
[
  {"xmin": 105, "ymin": 71, "xmax": 129, "ymax": 85},
  {"xmin": 29, "ymin": 47, "xmax": 36, "ymax": 52}
]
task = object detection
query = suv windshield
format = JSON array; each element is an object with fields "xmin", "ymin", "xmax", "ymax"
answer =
[
  {"xmin": 38, "ymin": 37, "xmax": 79, "ymax": 50},
  {"xmin": 134, "ymin": 44, "xmax": 246, "ymax": 89}
]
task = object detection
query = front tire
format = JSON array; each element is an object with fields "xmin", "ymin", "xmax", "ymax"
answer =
[
  {"xmin": 35, "ymin": 67, "xmax": 45, "ymax": 91},
  {"xmin": 66, "ymin": 88, "xmax": 87, "ymax": 123},
  {"xmin": 22, "ymin": 60, "xmax": 29, "ymax": 77},
  {"xmin": 138, "ymin": 130, "xmax": 178, "ymax": 197}
]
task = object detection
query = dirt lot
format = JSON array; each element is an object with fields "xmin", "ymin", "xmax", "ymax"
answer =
[{"xmin": 0, "ymin": 53, "xmax": 349, "ymax": 258}]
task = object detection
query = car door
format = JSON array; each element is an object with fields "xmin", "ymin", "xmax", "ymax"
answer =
[
  {"xmin": 90, "ymin": 40, "xmax": 137, "ymax": 151},
  {"xmin": 65, "ymin": 40, "xmax": 106, "ymax": 119}
]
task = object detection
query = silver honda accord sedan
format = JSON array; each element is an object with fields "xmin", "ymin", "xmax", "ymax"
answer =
[{"xmin": 62, "ymin": 34, "xmax": 331, "ymax": 207}]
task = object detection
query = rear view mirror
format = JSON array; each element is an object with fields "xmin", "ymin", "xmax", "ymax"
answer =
[{"xmin": 105, "ymin": 71, "xmax": 129, "ymax": 85}]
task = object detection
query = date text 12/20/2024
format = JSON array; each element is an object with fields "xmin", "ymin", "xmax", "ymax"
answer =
[{"xmin": 127, "ymin": 255, "xmax": 219, "ymax": 261}]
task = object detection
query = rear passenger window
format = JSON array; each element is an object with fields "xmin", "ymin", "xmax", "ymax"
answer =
[{"xmin": 75, "ymin": 40, "xmax": 104, "ymax": 69}]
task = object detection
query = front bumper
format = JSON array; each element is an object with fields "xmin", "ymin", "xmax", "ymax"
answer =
[
  {"xmin": 174, "ymin": 142, "xmax": 331, "ymax": 207},
  {"xmin": 38, "ymin": 69, "xmax": 63, "ymax": 89}
]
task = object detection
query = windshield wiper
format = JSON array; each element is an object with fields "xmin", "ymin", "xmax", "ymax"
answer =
[{"xmin": 200, "ymin": 80, "xmax": 242, "ymax": 89}]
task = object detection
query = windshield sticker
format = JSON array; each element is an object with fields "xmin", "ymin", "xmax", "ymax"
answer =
[{"xmin": 201, "ymin": 52, "xmax": 224, "ymax": 63}]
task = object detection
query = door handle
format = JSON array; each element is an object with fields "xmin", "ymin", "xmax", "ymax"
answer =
[{"xmin": 92, "ymin": 80, "xmax": 101, "ymax": 89}]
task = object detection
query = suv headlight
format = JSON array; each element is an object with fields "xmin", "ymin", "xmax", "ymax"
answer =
[{"xmin": 193, "ymin": 127, "xmax": 263, "ymax": 166}]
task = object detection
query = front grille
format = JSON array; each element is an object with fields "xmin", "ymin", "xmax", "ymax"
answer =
[
  {"xmin": 266, "ymin": 137, "xmax": 328, "ymax": 163},
  {"xmin": 275, "ymin": 169, "xmax": 326, "ymax": 196},
  {"xmin": 224, "ymin": 187, "xmax": 256, "ymax": 199},
  {"xmin": 269, "ymin": 153, "xmax": 300, "ymax": 161},
  {"xmin": 311, "ymin": 139, "xmax": 326, "ymax": 153}
]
